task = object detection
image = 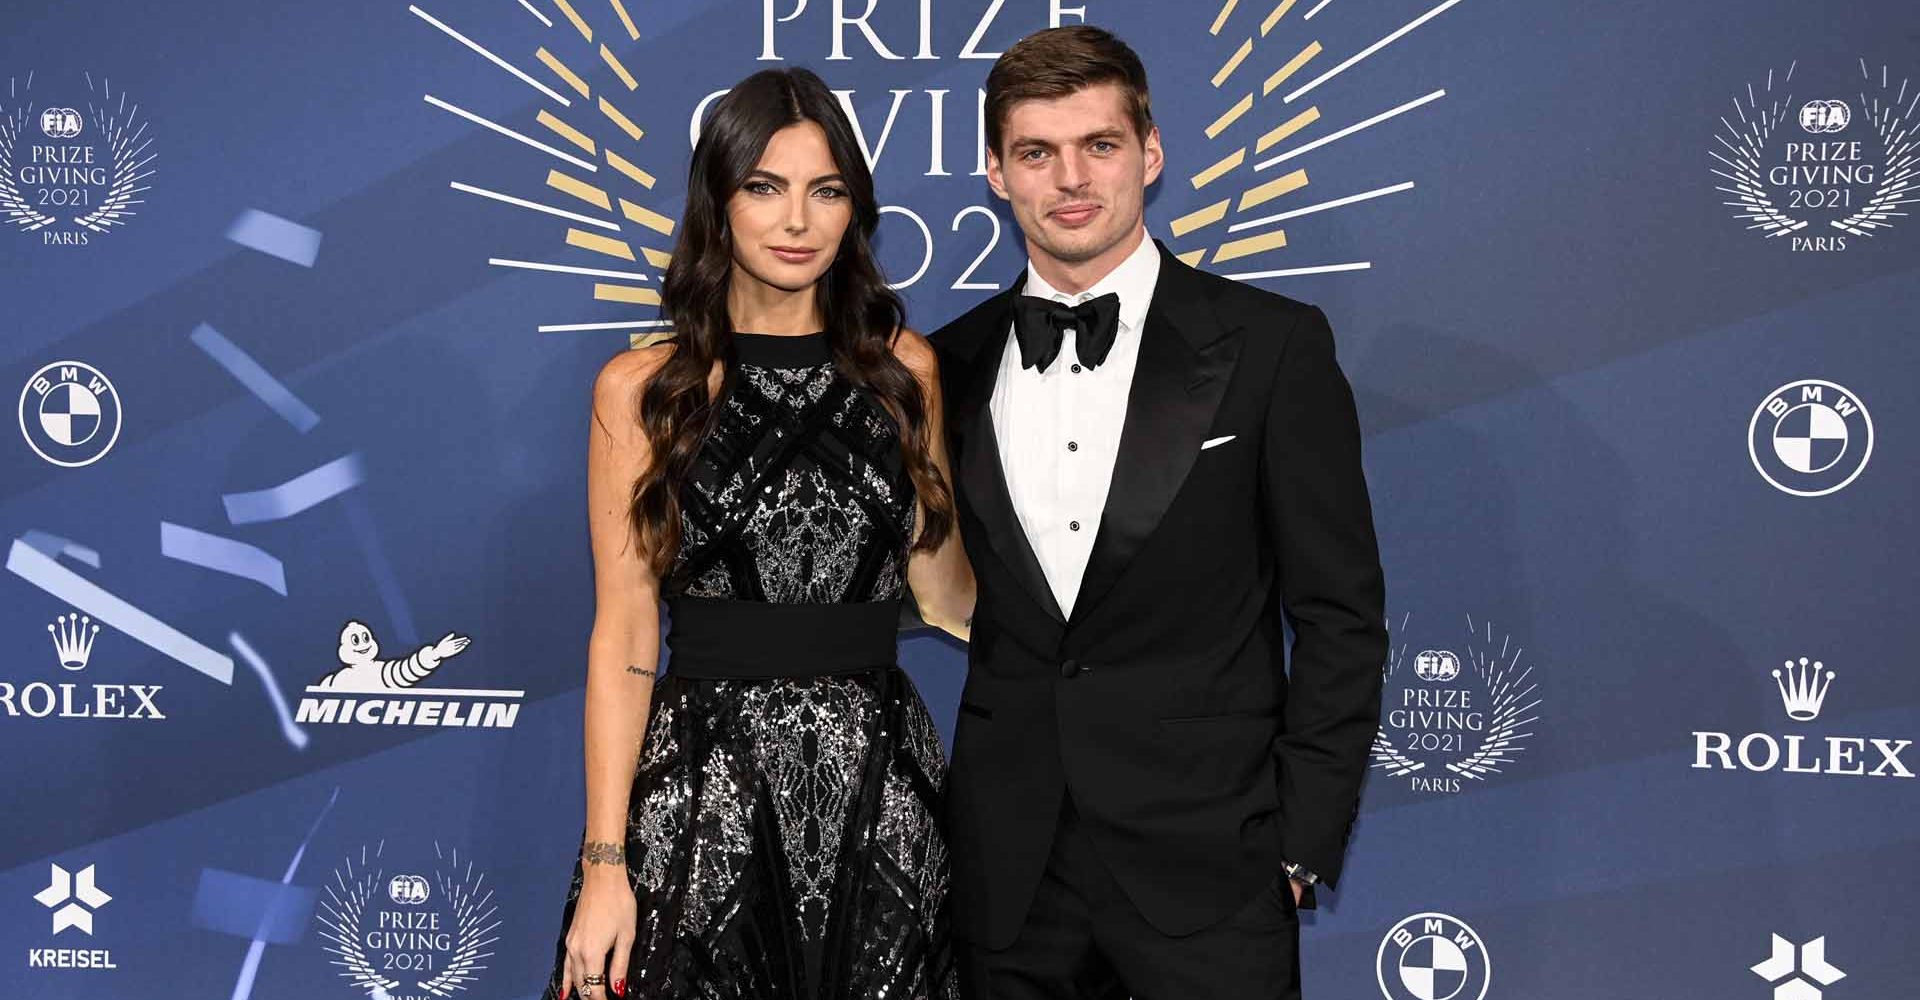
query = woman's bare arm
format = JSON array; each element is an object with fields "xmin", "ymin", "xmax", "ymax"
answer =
[{"xmin": 893, "ymin": 328, "xmax": 975, "ymax": 641}]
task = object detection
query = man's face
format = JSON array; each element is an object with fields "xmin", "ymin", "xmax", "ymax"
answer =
[{"xmin": 987, "ymin": 81, "xmax": 1163, "ymax": 271}]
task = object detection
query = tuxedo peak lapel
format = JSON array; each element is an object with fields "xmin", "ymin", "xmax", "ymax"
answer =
[
  {"xmin": 1069, "ymin": 244, "xmax": 1243, "ymax": 622},
  {"xmin": 952, "ymin": 274, "xmax": 1066, "ymax": 624}
]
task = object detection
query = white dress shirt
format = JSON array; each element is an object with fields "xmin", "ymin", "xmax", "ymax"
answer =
[{"xmin": 989, "ymin": 232, "xmax": 1162, "ymax": 618}]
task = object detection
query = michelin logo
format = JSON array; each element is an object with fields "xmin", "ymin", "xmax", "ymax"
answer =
[{"xmin": 296, "ymin": 619, "xmax": 521, "ymax": 729}]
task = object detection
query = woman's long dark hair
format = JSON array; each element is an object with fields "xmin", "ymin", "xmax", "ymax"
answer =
[{"xmin": 629, "ymin": 67, "xmax": 954, "ymax": 576}]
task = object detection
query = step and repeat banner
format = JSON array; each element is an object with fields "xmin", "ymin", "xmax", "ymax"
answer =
[{"xmin": 3, "ymin": 0, "xmax": 1916, "ymax": 998}]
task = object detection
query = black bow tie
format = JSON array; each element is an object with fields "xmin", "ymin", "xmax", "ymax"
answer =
[{"xmin": 1011, "ymin": 292, "xmax": 1122, "ymax": 373}]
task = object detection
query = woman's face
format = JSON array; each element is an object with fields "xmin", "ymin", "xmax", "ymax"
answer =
[{"xmin": 726, "ymin": 120, "xmax": 854, "ymax": 295}]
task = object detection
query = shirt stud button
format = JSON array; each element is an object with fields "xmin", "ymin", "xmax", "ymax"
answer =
[
  {"xmin": 1067, "ymin": 441, "xmax": 1078, "ymax": 452},
  {"xmin": 1071, "ymin": 364, "xmax": 1083, "ymax": 373},
  {"xmin": 1069, "ymin": 520, "xmax": 1081, "ymax": 531}
]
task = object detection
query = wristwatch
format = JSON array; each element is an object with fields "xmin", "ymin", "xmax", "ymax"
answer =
[{"xmin": 1282, "ymin": 860, "xmax": 1320, "ymax": 886}]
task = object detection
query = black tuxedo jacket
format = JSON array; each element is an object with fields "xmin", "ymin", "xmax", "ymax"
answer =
[{"xmin": 930, "ymin": 239, "xmax": 1387, "ymax": 948}]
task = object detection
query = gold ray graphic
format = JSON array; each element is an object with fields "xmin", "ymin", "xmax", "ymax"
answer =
[
  {"xmin": 1211, "ymin": 227, "xmax": 1288, "ymax": 263},
  {"xmin": 536, "ymin": 108, "xmax": 596, "ymax": 154},
  {"xmin": 1170, "ymin": 199, "xmax": 1230, "ymax": 237},
  {"xmin": 547, "ymin": 169, "xmax": 613, "ymax": 211},
  {"xmin": 1209, "ymin": 0, "xmax": 1241, "ymax": 35},
  {"xmin": 1237, "ymin": 167, "xmax": 1308, "ymax": 211},
  {"xmin": 553, "ymin": 0, "xmax": 593, "ymax": 42},
  {"xmin": 609, "ymin": 0, "xmax": 639, "ymax": 40},
  {"xmin": 1256, "ymin": 106, "xmax": 1319, "ymax": 153},
  {"xmin": 639, "ymin": 246, "xmax": 673, "ymax": 269},
  {"xmin": 630, "ymin": 331, "xmax": 673, "ymax": 349},
  {"xmin": 598, "ymin": 96, "xmax": 645, "ymax": 141},
  {"xmin": 1191, "ymin": 148, "xmax": 1248, "ymax": 189},
  {"xmin": 1205, "ymin": 94, "xmax": 1254, "ymax": 139},
  {"xmin": 594, "ymin": 282, "xmax": 661, "ymax": 305},
  {"xmin": 618, "ymin": 198, "xmax": 676, "ymax": 237},
  {"xmin": 599, "ymin": 44, "xmax": 639, "ymax": 90},
  {"xmin": 1261, "ymin": 0, "xmax": 1299, "ymax": 35},
  {"xmin": 605, "ymin": 149, "xmax": 657, "ymax": 189},
  {"xmin": 536, "ymin": 47, "xmax": 590, "ymax": 98},
  {"xmin": 1263, "ymin": 42, "xmax": 1321, "ymax": 96},
  {"xmin": 1213, "ymin": 39, "xmax": 1254, "ymax": 88},
  {"xmin": 1176, "ymin": 248, "xmax": 1210, "ymax": 267},
  {"xmin": 567, "ymin": 228, "xmax": 635, "ymax": 260}
]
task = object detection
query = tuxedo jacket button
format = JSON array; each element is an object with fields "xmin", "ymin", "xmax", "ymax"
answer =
[{"xmin": 1060, "ymin": 658, "xmax": 1082, "ymax": 678}]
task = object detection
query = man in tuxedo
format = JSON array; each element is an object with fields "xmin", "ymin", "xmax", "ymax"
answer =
[{"xmin": 930, "ymin": 25, "xmax": 1388, "ymax": 1000}]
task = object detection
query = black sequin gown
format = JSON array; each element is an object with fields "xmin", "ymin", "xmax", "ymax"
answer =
[{"xmin": 540, "ymin": 331, "xmax": 958, "ymax": 1000}]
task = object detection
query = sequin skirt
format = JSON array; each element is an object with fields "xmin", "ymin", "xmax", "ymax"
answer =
[{"xmin": 539, "ymin": 665, "xmax": 959, "ymax": 999}]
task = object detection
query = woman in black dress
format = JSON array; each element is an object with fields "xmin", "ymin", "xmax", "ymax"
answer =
[{"xmin": 540, "ymin": 68, "xmax": 973, "ymax": 1000}]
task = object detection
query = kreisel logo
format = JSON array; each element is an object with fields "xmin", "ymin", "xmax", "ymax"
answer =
[
  {"xmin": 0, "ymin": 611, "xmax": 164, "ymax": 722},
  {"xmin": 1370, "ymin": 614, "xmax": 1543, "ymax": 795},
  {"xmin": 294, "ymin": 618, "xmax": 521, "ymax": 730},
  {"xmin": 17, "ymin": 360, "xmax": 123, "ymax": 467},
  {"xmin": 1748, "ymin": 380, "xmax": 1872, "ymax": 497},
  {"xmin": 1693, "ymin": 657, "xmax": 1912, "ymax": 779},
  {"xmin": 317, "ymin": 841, "xmax": 498, "ymax": 999},
  {"xmin": 26, "ymin": 862, "xmax": 117, "ymax": 971},
  {"xmin": 1713, "ymin": 58, "xmax": 1917, "ymax": 252},
  {"xmin": 1376, "ymin": 912, "xmax": 1490, "ymax": 1000},
  {"xmin": 1752, "ymin": 934, "xmax": 1847, "ymax": 999}
]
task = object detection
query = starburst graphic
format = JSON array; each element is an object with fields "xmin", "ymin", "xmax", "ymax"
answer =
[
  {"xmin": 1173, "ymin": 0, "xmax": 1464, "ymax": 280},
  {"xmin": 410, "ymin": 1, "xmax": 678, "ymax": 346}
]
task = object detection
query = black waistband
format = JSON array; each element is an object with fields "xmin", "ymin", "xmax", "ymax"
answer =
[{"xmin": 663, "ymin": 596, "xmax": 901, "ymax": 679}]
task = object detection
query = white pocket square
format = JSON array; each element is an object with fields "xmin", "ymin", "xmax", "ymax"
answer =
[{"xmin": 1201, "ymin": 435, "xmax": 1237, "ymax": 450}]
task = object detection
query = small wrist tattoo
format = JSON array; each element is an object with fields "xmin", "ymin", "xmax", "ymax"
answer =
[
  {"xmin": 625, "ymin": 665, "xmax": 656, "ymax": 678},
  {"xmin": 582, "ymin": 840, "xmax": 626, "ymax": 866}
]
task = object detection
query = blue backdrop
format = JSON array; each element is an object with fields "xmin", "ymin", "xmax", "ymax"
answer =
[{"xmin": 4, "ymin": 1, "xmax": 1916, "ymax": 998}]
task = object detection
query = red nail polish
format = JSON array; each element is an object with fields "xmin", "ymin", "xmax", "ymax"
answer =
[{"xmin": 615, "ymin": 978, "xmax": 626, "ymax": 996}]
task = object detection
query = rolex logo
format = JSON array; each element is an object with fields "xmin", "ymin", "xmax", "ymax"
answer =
[
  {"xmin": 1691, "ymin": 655, "xmax": 1912, "ymax": 780},
  {"xmin": 1772, "ymin": 657, "xmax": 1833, "ymax": 722},
  {"xmin": 47, "ymin": 612, "xmax": 100, "ymax": 671}
]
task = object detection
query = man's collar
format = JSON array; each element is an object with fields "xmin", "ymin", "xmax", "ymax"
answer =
[{"xmin": 1021, "ymin": 228, "xmax": 1161, "ymax": 333}]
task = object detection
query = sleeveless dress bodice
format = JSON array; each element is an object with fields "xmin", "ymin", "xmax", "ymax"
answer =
[
  {"xmin": 659, "ymin": 331, "xmax": 919, "ymax": 678},
  {"xmin": 666, "ymin": 330, "xmax": 916, "ymax": 604}
]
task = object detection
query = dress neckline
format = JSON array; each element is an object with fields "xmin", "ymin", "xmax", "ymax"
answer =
[{"xmin": 733, "ymin": 330, "xmax": 830, "ymax": 369}]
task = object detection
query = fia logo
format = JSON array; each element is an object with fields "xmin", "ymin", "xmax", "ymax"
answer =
[
  {"xmin": 1370, "ymin": 614, "xmax": 1544, "ymax": 795},
  {"xmin": 1748, "ymin": 380, "xmax": 1872, "ymax": 497},
  {"xmin": 1712, "ymin": 59, "xmax": 1916, "ymax": 253}
]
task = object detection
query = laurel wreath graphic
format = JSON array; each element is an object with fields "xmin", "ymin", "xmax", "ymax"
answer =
[
  {"xmin": 318, "ymin": 842, "xmax": 499, "ymax": 999},
  {"xmin": 0, "ymin": 75, "xmax": 153, "ymax": 237},
  {"xmin": 1447, "ymin": 629, "xmax": 1540, "ymax": 781},
  {"xmin": 69, "ymin": 89, "xmax": 151, "ymax": 234},
  {"xmin": 1368, "ymin": 615, "xmax": 1542, "ymax": 785},
  {"xmin": 317, "ymin": 851, "xmax": 400, "ymax": 997},
  {"xmin": 1712, "ymin": 68, "xmax": 1806, "ymax": 239},
  {"xmin": 1829, "ymin": 69, "xmax": 1919, "ymax": 238},
  {"xmin": 0, "ymin": 105, "xmax": 59, "ymax": 233},
  {"xmin": 1713, "ymin": 59, "xmax": 1918, "ymax": 244},
  {"xmin": 416, "ymin": 848, "xmax": 500, "ymax": 997}
]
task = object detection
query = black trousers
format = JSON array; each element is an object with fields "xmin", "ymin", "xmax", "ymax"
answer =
[{"xmin": 958, "ymin": 796, "xmax": 1302, "ymax": 1000}]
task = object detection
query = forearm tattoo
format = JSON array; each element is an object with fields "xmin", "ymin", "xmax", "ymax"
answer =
[
  {"xmin": 625, "ymin": 664, "xmax": 655, "ymax": 678},
  {"xmin": 582, "ymin": 840, "xmax": 626, "ymax": 866}
]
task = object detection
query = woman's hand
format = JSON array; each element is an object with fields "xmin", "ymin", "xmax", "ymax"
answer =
[{"xmin": 560, "ymin": 863, "xmax": 636, "ymax": 998}]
